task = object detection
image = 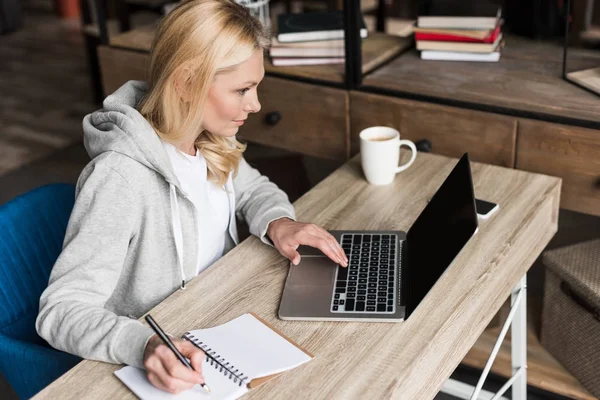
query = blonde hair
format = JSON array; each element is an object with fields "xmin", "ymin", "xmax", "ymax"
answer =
[{"xmin": 138, "ymin": 0, "xmax": 270, "ymax": 186}]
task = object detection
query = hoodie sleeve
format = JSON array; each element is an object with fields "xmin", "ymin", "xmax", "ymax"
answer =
[
  {"xmin": 233, "ymin": 158, "xmax": 296, "ymax": 246},
  {"xmin": 36, "ymin": 160, "xmax": 154, "ymax": 368}
]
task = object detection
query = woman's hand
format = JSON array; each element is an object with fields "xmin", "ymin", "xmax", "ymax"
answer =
[
  {"xmin": 267, "ymin": 218, "xmax": 348, "ymax": 267},
  {"xmin": 143, "ymin": 334, "xmax": 205, "ymax": 394}
]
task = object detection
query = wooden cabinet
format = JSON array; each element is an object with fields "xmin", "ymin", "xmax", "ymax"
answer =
[
  {"xmin": 350, "ymin": 92, "xmax": 517, "ymax": 168},
  {"xmin": 98, "ymin": 46, "xmax": 149, "ymax": 95},
  {"xmin": 241, "ymin": 77, "xmax": 348, "ymax": 160},
  {"xmin": 516, "ymin": 119, "xmax": 600, "ymax": 216}
]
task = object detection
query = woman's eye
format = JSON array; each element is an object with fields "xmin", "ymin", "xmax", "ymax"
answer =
[{"xmin": 237, "ymin": 88, "xmax": 250, "ymax": 95}]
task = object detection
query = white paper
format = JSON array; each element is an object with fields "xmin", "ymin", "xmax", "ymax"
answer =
[
  {"xmin": 186, "ymin": 314, "xmax": 312, "ymax": 381},
  {"xmin": 114, "ymin": 359, "xmax": 247, "ymax": 400}
]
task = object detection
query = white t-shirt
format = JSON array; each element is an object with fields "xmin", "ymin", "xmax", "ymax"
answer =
[{"xmin": 162, "ymin": 141, "xmax": 230, "ymax": 275}]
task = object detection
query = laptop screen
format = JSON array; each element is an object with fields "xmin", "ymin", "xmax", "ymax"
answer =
[{"xmin": 403, "ymin": 153, "xmax": 478, "ymax": 318}]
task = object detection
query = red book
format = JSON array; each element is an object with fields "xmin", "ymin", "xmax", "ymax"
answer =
[{"xmin": 415, "ymin": 24, "xmax": 501, "ymax": 43}]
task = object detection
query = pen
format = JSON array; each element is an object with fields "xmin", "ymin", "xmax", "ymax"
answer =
[{"xmin": 145, "ymin": 314, "xmax": 211, "ymax": 394}]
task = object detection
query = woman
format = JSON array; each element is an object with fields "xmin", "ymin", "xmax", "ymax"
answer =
[{"xmin": 36, "ymin": 0, "xmax": 348, "ymax": 394}]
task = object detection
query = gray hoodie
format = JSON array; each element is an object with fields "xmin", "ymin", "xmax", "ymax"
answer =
[{"xmin": 36, "ymin": 80, "xmax": 296, "ymax": 369}]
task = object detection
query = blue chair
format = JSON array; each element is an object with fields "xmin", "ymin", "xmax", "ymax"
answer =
[{"xmin": 0, "ymin": 184, "xmax": 81, "ymax": 399}]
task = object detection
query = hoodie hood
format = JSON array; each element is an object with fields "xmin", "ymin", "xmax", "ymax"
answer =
[
  {"xmin": 83, "ymin": 80, "xmax": 183, "ymax": 192},
  {"xmin": 83, "ymin": 80, "xmax": 192, "ymax": 287}
]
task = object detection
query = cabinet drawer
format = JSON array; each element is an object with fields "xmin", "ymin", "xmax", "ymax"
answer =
[
  {"xmin": 98, "ymin": 46, "xmax": 149, "ymax": 95},
  {"xmin": 350, "ymin": 92, "xmax": 517, "ymax": 167},
  {"xmin": 241, "ymin": 76, "xmax": 348, "ymax": 160},
  {"xmin": 516, "ymin": 119, "xmax": 600, "ymax": 216}
]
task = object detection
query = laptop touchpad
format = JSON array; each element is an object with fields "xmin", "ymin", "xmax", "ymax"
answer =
[{"xmin": 291, "ymin": 256, "xmax": 337, "ymax": 286}]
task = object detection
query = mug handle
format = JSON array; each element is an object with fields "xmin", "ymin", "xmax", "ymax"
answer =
[{"xmin": 396, "ymin": 140, "xmax": 417, "ymax": 173}]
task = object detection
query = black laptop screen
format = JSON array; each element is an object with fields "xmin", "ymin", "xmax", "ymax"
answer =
[{"xmin": 404, "ymin": 154, "xmax": 478, "ymax": 317}]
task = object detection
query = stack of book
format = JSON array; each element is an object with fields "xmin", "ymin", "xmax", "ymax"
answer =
[
  {"xmin": 270, "ymin": 10, "xmax": 368, "ymax": 67},
  {"xmin": 414, "ymin": 7, "xmax": 503, "ymax": 62}
]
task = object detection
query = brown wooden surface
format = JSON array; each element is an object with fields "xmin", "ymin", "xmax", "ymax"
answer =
[
  {"xmin": 567, "ymin": 66, "xmax": 600, "ymax": 94},
  {"xmin": 240, "ymin": 76, "xmax": 348, "ymax": 159},
  {"xmin": 98, "ymin": 46, "xmax": 149, "ymax": 95},
  {"xmin": 362, "ymin": 35, "xmax": 600, "ymax": 124},
  {"xmin": 350, "ymin": 91, "xmax": 517, "ymax": 167},
  {"xmin": 463, "ymin": 327, "xmax": 596, "ymax": 400},
  {"xmin": 581, "ymin": 26, "xmax": 600, "ymax": 43},
  {"xmin": 516, "ymin": 118, "xmax": 600, "ymax": 217},
  {"xmin": 34, "ymin": 153, "xmax": 561, "ymax": 400},
  {"xmin": 108, "ymin": 24, "xmax": 412, "ymax": 84}
]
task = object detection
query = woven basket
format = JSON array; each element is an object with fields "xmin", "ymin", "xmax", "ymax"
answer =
[{"xmin": 541, "ymin": 239, "xmax": 600, "ymax": 397}]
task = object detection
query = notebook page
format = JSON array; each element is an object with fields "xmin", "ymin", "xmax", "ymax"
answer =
[
  {"xmin": 114, "ymin": 358, "xmax": 248, "ymax": 400},
  {"xmin": 185, "ymin": 313, "xmax": 312, "ymax": 382}
]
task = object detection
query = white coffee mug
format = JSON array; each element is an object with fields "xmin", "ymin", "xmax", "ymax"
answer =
[{"xmin": 360, "ymin": 126, "xmax": 417, "ymax": 185}]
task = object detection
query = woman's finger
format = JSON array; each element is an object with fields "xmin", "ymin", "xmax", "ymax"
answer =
[
  {"xmin": 286, "ymin": 245, "xmax": 301, "ymax": 265},
  {"xmin": 313, "ymin": 227, "xmax": 348, "ymax": 266},
  {"xmin": 317, "ymin": 232, "xmax": 347, "ymax": 267},
  {"xmin": 147, "ymin": 372, "xmax": 172, "ymax": 393},
  {"xmin": 178, "ymin": 341, "xmax": 206, "ymax": 374},
  {"xmin": 296, "ymin": 230, "xmax": 344, "ymax": 266},
  {"xmin": 161, "ymin": 353, "xmax": 203, "ymax": 386},
  {"xmin": 155, "ymin": 345, "xmax": 201, "ymax": 392},
  {"xmin": 306, "ymin": 226, "xmax": 347, "ymax": 267},
  {"xmin": 276, "ymin": 242, "xmax": 302, "ymax": 265},
  {"xmin": 147, "ymin": 351, "xmax": 195, "ymax": 394}
]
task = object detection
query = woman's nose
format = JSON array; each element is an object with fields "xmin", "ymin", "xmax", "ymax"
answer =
[{"xmin": 245, "ymin": 94, "xmax": 261, "ymax": 114}]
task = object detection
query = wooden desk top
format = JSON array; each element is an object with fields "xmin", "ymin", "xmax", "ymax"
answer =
[
  {"xmin": 109, "ymin": 24, "xmax": 412, "ymax": 84},
  {"xmin": 362, "ymin": 35, "xmax": 600, "ymax": 125},
  {"xmin": 34, "ymin": 153, "xmax": 560, "ymax": 400}
]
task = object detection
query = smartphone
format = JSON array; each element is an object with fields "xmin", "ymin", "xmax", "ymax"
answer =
[{"xmin": 476, "ymin": 198, "xmax": 499, "ymax": 219}]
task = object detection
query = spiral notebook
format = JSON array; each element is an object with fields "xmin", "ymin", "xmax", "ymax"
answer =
[{"xmin": 114, "ymin": 313, "xmax": 313, "ymax": 399}]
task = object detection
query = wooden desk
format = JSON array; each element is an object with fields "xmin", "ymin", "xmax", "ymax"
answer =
[{"xmin": 34, "ymin": 153, "xmax": 561, "ymax": 399}]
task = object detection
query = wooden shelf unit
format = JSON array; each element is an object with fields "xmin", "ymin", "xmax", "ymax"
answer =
[
  {"xmin": 362, "ymin": 35, "xmax": 600, "ymax": 125},
  {"xmin": 108, "ymin": 24, "xmax": 413, "ymax": 85}
]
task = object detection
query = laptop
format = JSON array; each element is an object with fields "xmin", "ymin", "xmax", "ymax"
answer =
[{"xmin": 278, "ymin": 153, "xmax": 479, "ymax": 322}]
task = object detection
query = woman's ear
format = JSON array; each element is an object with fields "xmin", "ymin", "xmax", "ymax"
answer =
[{"xmin": 174, "ymin": 66, "xmax": 193, "ymax": 103}]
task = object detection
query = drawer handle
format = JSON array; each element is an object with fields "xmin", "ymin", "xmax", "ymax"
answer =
[
  {"xmin": 560, "ymin": 281, "xmax": 600, "ymax": 322},
  {"xmin": 415, "ymin": 139, "xmax": 432, "ymax": 153},
  {"xmin": 265, "ymin": 111, "xmax": 281, "ymax": 126}
]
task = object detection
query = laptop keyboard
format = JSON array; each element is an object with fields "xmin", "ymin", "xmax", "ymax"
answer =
[{"xmin": 331, "ymin": 233, "xmax": 399, "ymax": 314}]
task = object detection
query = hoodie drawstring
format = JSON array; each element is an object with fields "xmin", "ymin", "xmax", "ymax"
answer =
[{"xmin": 169, "ymin": 184, "xmax": 186, "ymax": 289}]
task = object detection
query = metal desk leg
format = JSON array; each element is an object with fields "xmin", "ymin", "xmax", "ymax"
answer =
[
  {"xmin": 511, "ymin": 275, "xmax": 527, "ymax": 400},
  {"xmin": 440, "ymin": 275, "xmax": 528, "ymax": 400}
]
